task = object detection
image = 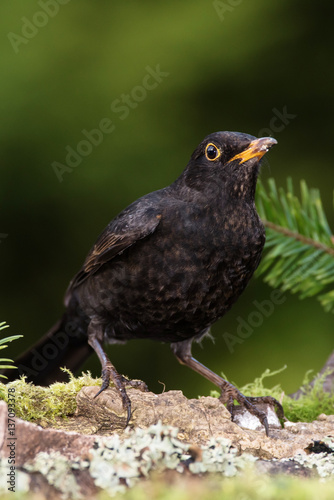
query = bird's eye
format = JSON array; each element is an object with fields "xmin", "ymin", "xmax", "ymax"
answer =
[{"xmin": 205, "ymin": 143, "xmax": 221, "ymax": 161}]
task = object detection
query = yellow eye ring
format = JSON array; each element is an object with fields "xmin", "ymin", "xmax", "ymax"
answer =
[{"xmin": 205, "ymin": 143, "xmax": 221, "ymax": 161}]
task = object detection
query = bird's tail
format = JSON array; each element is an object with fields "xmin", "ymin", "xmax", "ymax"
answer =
[{"xmin": 3, "ymin": 298, "xmax": 93, "ymax": 386}]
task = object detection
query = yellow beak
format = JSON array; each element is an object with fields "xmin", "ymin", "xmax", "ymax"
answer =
[{"xmin": 228, "ymin": 137, "xmax": 277, "ymax": 164}]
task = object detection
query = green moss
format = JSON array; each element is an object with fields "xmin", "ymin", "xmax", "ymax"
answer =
[
  {"xmin": 211, "ymin": 366, "xmax": 334, "ymax": 423},
  {"xmin": 0, "ymin": 370, "xmax": 101, "ymax": 423}
]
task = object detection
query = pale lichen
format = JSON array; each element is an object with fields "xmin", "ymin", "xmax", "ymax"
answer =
[
  {"xmin": 0, "ymin": 423, "xmax": 257, "ymax": 498},
  {"xmin": 1, "ymin": 425, "xmax": 334, "ymax": 499},
  {"xmin": 282, "ymin": 437, "xmax": 334, "ymax": 479}
]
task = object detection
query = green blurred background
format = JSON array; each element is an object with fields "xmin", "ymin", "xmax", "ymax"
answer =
[{"xmin": 1, "ymin": 0, "xmax": 333, "ymax": 398}]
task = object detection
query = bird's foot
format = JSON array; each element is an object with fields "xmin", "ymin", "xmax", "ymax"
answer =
[
  {"xmin": 219, "ymin": 381, "xmax": 284, "ymax": 436},
  {"xmin": 94, "ymin": 361, "xmax": 132, "ymax": 425}
]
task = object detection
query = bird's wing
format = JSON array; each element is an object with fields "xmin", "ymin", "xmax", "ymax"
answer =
[{"xmin": 65, "ymin": 198, "xmax": 162, "ymax": 300}]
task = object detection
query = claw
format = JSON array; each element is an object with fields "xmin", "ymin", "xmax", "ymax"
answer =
[
  {"xmin": 93, "ymin": 385, "xmax": 107, "ymax": 399},
  {"xmin": 126, "ymin": 402, "xmax": 132, "ymax": 426},
  {"xmin": 219, "ymin": 383, "xmax": 284, "ymax": 436},
  {"xmin": 258, "ymin": 413, "xmax": 269, "ymax": 437},
  {"xmin": 94, "ymin": 366, "xmax": 112, "ymax": 398}
]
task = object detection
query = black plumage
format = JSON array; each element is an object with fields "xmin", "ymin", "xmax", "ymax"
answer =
[{"xmin": 6, "ymin": 131, "xmax": 283, "ymax": 434}]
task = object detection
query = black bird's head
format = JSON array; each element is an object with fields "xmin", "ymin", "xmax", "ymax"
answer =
[{"xmin": 180, "ymin": 131, "xmax": 277, "ymax": 202}]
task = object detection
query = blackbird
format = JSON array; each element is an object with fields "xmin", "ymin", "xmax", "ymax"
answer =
[{"xmin": 6, "ymin": 131, "xmax": 283, "ymax": 434}]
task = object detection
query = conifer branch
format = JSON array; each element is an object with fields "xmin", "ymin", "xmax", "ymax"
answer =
[
  {"xmin": 255, "ymin": 178, "xmax": 334, "ymax": 313},
  {"xmin": 262, "ymin": 220, "xmax": 334, "ymax": 258}
]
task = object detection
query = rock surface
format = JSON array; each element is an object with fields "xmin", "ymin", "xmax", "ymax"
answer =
[
  {"xmin": 1, "ymin": 387, "xmax": 334, "ymax": 462},
  {"xmin": 1, "ymin": 387, "xmax": 334, "ymax": 498},
  {"xmin": 74, "ymin": 386, "xmax": 334, "ymax": 460}
]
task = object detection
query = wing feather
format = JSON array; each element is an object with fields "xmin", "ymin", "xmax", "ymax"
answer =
[{"xmin": 64, "ymin": 197, "xmax": 162, "ymax": 303}]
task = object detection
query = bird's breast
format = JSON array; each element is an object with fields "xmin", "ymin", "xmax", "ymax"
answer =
[{"xmin": 153, "ymin": 204, "xmax": 264, "ymax": 295}]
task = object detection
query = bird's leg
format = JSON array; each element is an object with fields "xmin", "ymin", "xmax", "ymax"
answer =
[
  {"xmin": 87, "ymin": 319, "xmax": 148, "ymax": 425},
  {"xmin": 171, "ymin": 339, "xmax": 284, "ymax": 436}
]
